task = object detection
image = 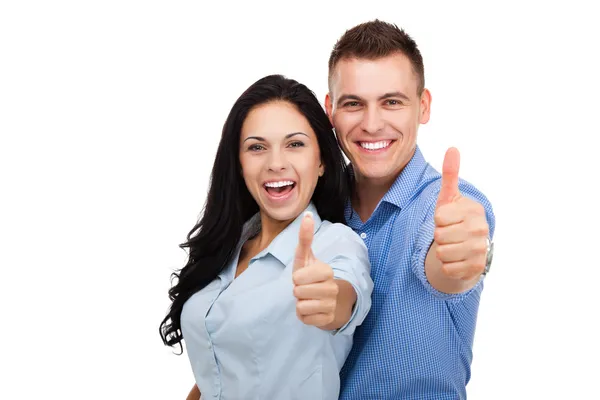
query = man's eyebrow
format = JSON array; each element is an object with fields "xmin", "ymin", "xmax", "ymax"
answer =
[
  {"xmin": 378, "ymin": 91, "xmax": 410, "ymax": 102},
  {"xmin": 336, "ymin": 94, "xmax": 363, "ymax": 106},
  {"xmin": 336, "ymin": 91, "xmax": 410, "ymax": 106}
]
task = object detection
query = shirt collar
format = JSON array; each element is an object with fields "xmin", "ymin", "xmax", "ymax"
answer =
[
  {"xmin": 240, "ymin": 201, "xmax": 322, "ymax": 267},
  {"xmin": 381, "ymin": 145, "xmax": 429, "ymax": 209},
  {"xmin": 344, "ymin": 145, "xmax": 430, "ymax": 223}
]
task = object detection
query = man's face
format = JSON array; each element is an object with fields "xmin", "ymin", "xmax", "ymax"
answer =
[{"xmin": 326, "ymin": 53, "xmax": 431, "ymax": 184}]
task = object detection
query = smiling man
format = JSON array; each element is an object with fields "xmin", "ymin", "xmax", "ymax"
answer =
[{"xmin": 324, "ymin": 20, "xmax": 496, "ymax": 399}]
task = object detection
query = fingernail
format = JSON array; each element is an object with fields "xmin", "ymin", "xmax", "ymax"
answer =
[{"xmin": 304, "ymin": 211, "xmax": 313, "ymax": 219}]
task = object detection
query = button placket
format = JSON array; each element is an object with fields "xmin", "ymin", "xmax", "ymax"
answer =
[{"xmin": 204, "ymin": 278, "xmax": 224, "ymax": 400}]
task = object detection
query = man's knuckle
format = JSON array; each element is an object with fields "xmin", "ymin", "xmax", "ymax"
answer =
[
  {"xmin": 473, "ymin": 239, "xmax": 487, "ymax": 255},
  {"xmin": 473, "ymin": 203, "xmax": 485, "ymax": 215},
  {"xmin": 441, "ymin": 263, "xmax": 451, "ymax": 276},
  {"xmin": 436, "ymin": 246, "xmax": 446, "ymax": 261},
  {"xmin": 469, "ymin": 260, "xmax": 484, "ymax": 276}
]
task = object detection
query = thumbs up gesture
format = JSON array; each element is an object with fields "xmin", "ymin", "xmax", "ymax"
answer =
[
  {"xmin": 433, "ymin": 148, "xmax": 490, "ymax": 281},
  {"xmin": 292, "ymin": 212, "xmax": 339, "ymax": 327}
]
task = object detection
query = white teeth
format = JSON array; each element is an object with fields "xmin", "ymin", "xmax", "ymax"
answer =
[
  {"xmin": 264, "ymin": 180, "xmax": 295, "ymax": 188},
  {"xmin": 360, "ymin": 140, "xmax": 391, "ymax": 150}
]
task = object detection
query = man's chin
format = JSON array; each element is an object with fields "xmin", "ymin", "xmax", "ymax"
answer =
[{"xmin": 354, "ymin": 164, "xmax": 398, "ymax": 182}]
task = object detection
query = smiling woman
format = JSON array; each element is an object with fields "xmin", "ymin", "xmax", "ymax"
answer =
[
  {"xmin": 240, "ymin": 101, "xmax": 325, "ymax": 223},
  {"xmin": 159, "ymin": 74, "xmax": 373, "ymax": 400}
]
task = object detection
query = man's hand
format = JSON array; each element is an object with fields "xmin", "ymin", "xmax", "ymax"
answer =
[
  {"xmin": 292, "ymin": 212, "xmax": 340, "ymax": 328},
  {"xmin": 426, "ymin": 148, "xmax": 490, "ymax": 293}
]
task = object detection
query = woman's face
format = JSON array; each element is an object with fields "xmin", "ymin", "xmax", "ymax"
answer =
[{"xmin": 239, "ymin": 101, "xmax": 324, "ymax": 223}]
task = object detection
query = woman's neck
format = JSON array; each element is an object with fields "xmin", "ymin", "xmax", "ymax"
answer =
[{"xmin": 253, "ymin": 212, "xmax": 294, "ymax": 251}]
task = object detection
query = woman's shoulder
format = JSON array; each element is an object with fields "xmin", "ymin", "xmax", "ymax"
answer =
[
  {"xmin": 312, "ymin": 219, "xmax": 370, "ymax": 268},
  {"xmin": 315, "ymin": 220, "xmax": 364, "ymax": 246}
]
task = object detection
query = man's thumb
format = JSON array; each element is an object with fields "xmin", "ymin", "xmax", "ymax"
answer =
[{"xmin": 437, "ymin": 147, "xmax": 461, "ymax": 207}]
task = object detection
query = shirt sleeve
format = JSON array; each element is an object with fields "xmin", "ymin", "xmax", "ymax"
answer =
[
  {"xmin": 411, "ymin": 180, "xmax": 496, "ymax": 303},
  {"xmin": 317, "ymin": 224, "xmax": 373, "ymax": 335}
]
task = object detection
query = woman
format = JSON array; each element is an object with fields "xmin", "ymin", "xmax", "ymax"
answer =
[{"xmin": 159, "ymin": 74, "xmax": 373, "ymax": 400}]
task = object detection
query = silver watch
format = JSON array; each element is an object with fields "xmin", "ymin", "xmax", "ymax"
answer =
[{"xmin": 482, "ymin": 238, "xmax": 494, "ymax": 276}]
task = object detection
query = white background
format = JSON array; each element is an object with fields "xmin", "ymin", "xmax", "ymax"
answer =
[{"xmin": 1, "ymin": 1, "xmax": 598, "ymax": 399}]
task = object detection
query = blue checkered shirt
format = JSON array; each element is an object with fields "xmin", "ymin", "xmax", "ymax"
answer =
[{"xmin": 339, "ymin": 146, "xmax": 496, "ymax": 400}]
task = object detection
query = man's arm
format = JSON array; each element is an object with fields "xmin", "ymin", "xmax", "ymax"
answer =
[
  {"xmin": 424, "ymin": 148, "xmax": 493, "ymax": 294},
  {"xmin": 425, "ymin": 232, "xmax": 487, "ymax": 294}
]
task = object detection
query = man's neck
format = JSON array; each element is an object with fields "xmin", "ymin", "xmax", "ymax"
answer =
[
  {"xmin": 350, "ymin": 147, "xmax": 417, "ymax": 222},
  {"xmin": 352, "ymin": 173, "xmax": 398, "ymax": 223}
]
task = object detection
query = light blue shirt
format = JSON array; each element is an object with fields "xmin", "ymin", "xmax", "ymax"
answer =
[{"xmin": 181, "ymin": 202, "xmax": 373, "ymax": 400}]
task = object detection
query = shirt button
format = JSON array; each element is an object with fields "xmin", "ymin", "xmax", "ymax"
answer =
[{"xmin": 360, "ymin": 232, "xmax": 367, "ymax": 239}]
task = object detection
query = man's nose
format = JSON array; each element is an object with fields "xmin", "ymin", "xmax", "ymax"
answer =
[{"xmin": 360, "ymin": 107, "xmax": 385, "ymax": 135}]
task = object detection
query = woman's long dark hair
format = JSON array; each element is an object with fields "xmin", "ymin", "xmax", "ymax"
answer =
[{"xmin": 159, "ymin": 74, "xmax": 351, "ymax": 352}]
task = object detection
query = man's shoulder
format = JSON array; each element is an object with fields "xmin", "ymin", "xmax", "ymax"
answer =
[
  {"xmin": 406, "ymin": 160, "xmax": 496, "ymax": 238},
  {"xmin": 412, "ymin": 162, "xmax": 493, "ymax": 209},
  {"xmin": 396, "ymin": 162, "xmax": 441, "ymax": 212}
]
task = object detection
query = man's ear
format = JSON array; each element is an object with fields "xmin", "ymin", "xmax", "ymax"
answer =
[
  {"xmin": 325, "ymin": 93, "xmax": 334, "ymax": 126},
  {"xmin": 419, "ymin": 88, "xmax": 432, "ymax": 124}
]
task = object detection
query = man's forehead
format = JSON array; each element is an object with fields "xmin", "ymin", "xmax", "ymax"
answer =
[{"xmin": 330, "ymin": 54, "xmax": 418, "ymax": 98}]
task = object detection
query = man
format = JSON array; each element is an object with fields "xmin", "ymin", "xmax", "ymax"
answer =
[{"xmin": 324, "ymin": 20, "xmax": 495, "ymax": 399}]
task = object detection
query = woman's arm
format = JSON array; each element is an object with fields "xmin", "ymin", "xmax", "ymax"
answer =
[
  {"xmin": 320, "ymin": 279, "xmax": 357, "ymax": 331},
  {"xmin": 186, "ymin": 384, "xmax": 200, "ymax": 400},
  {"xmin": 292, "ymin": 214, "xmax": 373, "ymax": 334}
]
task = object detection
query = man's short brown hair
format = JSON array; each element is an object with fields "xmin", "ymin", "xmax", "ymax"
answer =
[{"xmin": 328, "ymin": 19, "xmax": 425, "ymax": 95}]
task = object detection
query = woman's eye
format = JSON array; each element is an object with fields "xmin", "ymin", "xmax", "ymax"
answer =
[{"xmin": 249, "ymin": 144, "xmax": 265, "ymax": 151}]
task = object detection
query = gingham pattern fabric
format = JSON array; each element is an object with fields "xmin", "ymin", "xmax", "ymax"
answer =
[{"xmin": 339, "ymin": 146, "xmax": 496, "ymax": 400}]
